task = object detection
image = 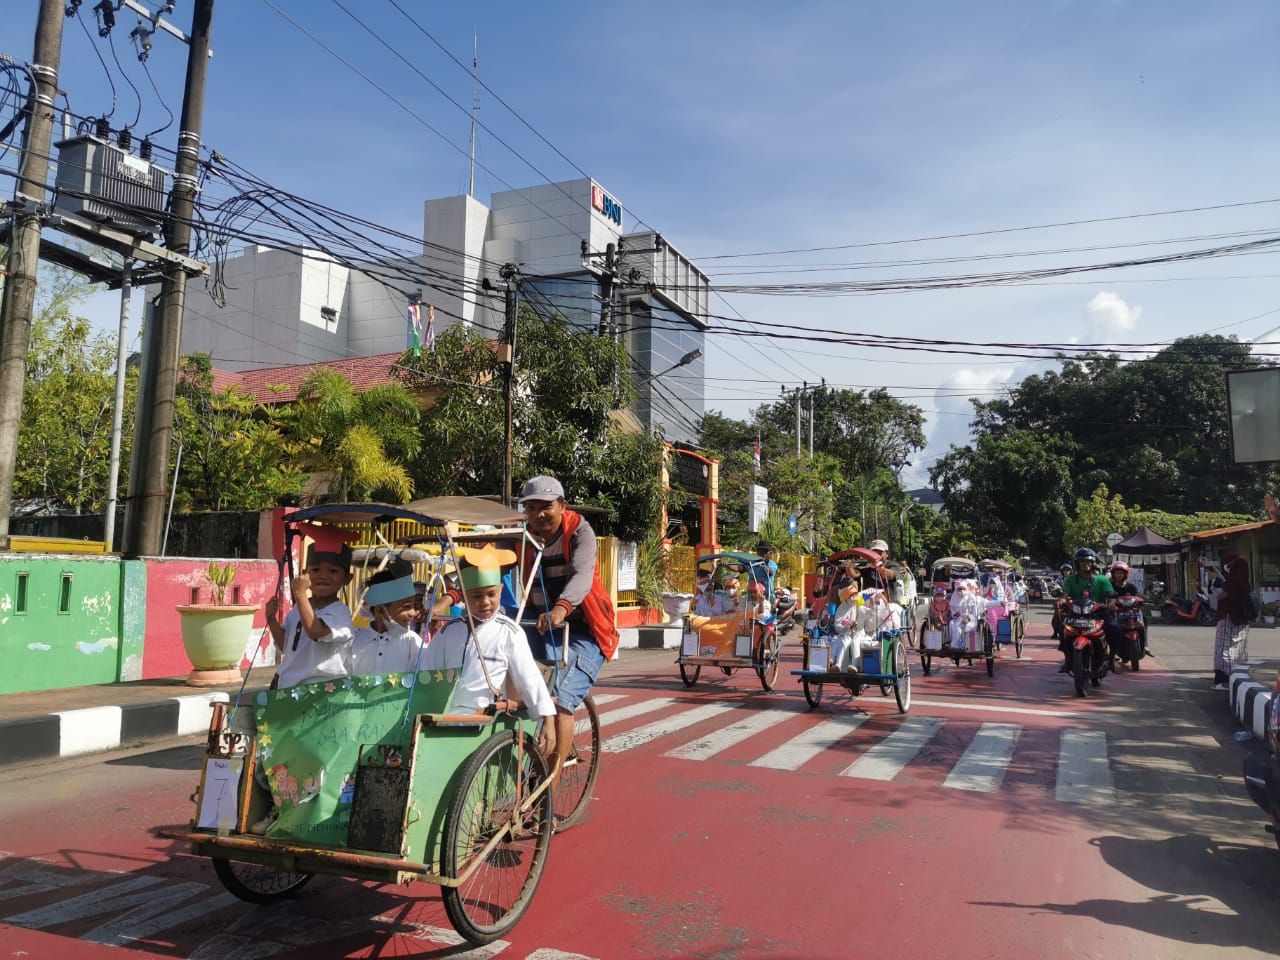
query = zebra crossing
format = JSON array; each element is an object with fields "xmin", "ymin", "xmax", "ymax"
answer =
[{"xmin": 589, "ymin": 691, "xmax": 1116, "ymax": 804}]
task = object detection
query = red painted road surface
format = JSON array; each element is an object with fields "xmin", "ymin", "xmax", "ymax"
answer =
[{"xmin": 2, "ymin": 616, "xmax": 1277, "ymax": 958}]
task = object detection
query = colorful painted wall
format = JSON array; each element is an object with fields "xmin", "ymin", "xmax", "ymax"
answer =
[
  {"xmin": 0, "ymin": 555, "xmax": 145, "ymax": 695},
  {"xmin": 142, "ymin": 559, "xmax": 278, "ymax": 679}
]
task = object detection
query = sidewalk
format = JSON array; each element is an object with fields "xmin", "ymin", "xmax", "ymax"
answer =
[
  {"xmin": 0, "ymin": 675, "xmax": 270, "ymax": 768},
  {"xmin": 0, "ymin": 648, "xmax": 675, "ymax": 768}
]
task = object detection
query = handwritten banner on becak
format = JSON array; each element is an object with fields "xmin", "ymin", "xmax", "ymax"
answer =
[{"xmin": 253, "ymin": 672, "xmax": 454, "ymax": 847}]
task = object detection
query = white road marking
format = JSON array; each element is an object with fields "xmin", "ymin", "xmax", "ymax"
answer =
[
  {"xmin": 576, "ymin": 696, "xmax": 674, "ymax": 735},
  {"xmin": 588, "ymin": 693, "xmax": 626, "ymax": 706},
  {"xmin": 6, "ymin": 874, "xmax": 166, "ymax": 927},
  {"xmin": 525, "ymin": 950, "xmax": 602, "ymax": 959},
  {"xmin": 749, "ymin": 714, "xmax": 870, "ymax": 771},
  {"xmin": 942, "ymin": 723, "xmax": 1021, "ymax": 793},
  {"xmin": 664, "ymin": 707, "xmax": 794, "ymax": 761},
  {"xmin": 840, "ymin": 716, "xmax": 945, "ymax": 781},
  {"xmin": 907, "ymin": 698, "xmax": 1082, "ymax": 719},
  {"xmin": 1055, "ymin": 729, "xmax": 1115, "ymax": 803},
  {"xmin": 55, "ymin": 705, "xmax": 122, "ymax": 757},
  {"xmin": 603, "ymin": 703, "xmax": 736, "ymax": 753},
  {"xmin": 173, "ymin": 693, "xmax": 230, "ymax": 736}
]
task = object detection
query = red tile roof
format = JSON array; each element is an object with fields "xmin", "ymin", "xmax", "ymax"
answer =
[{"xmin": 211, "ymin": 352, "xmax": 405, "ymax": 404}]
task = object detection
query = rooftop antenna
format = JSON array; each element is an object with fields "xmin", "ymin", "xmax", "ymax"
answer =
[{"xmin": 468, "ymin": 31, "xmax": 478, "ymax": 198}]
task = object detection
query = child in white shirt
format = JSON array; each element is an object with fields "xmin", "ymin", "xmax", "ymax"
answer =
[
  {"xmin": 266, "ymin": 544, "xmax": 355, "ymax": 689},
  {"xmin": 351, "ymin": 566, "xmax": 425, "ymax": 675},
  {"xmin": 421, "ymin": 545, "xmax": 557, "ymax": 757}
]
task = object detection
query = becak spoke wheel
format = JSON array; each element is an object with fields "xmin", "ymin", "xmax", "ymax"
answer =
[
  {"xmin": 442, "ymin": 730, "xmax": 553, "ymax": 945},
  {"xmin": 212, "ymin": 858, "xmax": 312, "ymax": 904}
]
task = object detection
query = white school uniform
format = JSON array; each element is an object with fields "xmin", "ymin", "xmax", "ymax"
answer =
[
  {"xmin": 421, "ymin": 612, "xmax": 556, "ymax": 718},
  {"xmin": 276, "ymin": 599, "xmax": 355, "ymax": 689},
  {"xmin": 350, "ymin": 621, "xmax": 425, "ymax": 676}
]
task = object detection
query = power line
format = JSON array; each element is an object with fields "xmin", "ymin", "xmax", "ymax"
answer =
[{"xmin": 694, "ymin": 196, "xmax": 1280, "ymax": 262}]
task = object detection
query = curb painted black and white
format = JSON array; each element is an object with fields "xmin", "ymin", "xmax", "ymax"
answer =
[
  {"xmin": 0, "ymin": 692, "xmax": 228, "ymax": 768},
  {"xmin": 1230, "ymin": 666, "xmax": 1274, "ymax": 742}
]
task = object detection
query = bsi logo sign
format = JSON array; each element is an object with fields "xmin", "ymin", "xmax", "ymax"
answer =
[{"xmin": 591, "ymin": 183, "xmax": 622, "ymax": 226}]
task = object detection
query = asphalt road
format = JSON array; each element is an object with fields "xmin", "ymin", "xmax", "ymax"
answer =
[{"xmin": 1, "ymin": 608, "xmax": 1277, "ymax": 959}]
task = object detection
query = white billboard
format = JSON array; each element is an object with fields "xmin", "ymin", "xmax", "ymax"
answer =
[
  {"xmin": 748, "ymin": 484, "xmax": 769, "ymax": 533},
  {"xmin": 1227, "ymin": 366, "xmax": 1280, "ymax": 463}
]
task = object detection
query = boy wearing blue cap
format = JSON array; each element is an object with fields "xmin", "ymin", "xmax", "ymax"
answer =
[
  {"xmin": 422, "ymin": 545, "xmax": 557, "ymax": 756},
  {"xmin": 352, "ymin": 565, "xmax": 425, "ymax": 675}
]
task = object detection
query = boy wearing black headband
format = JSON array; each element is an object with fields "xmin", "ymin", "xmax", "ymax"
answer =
[{"xmin": 265, "ymin": 543, "xmax": 355, "ymax": 689}]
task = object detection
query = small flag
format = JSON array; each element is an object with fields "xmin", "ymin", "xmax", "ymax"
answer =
[
  {"xmin": 407, "ymin": 300, "xmax": 423, "ymax": 358},
  {"xmin": 425, "ymin": 304, "xmax": 436, "ymax": 353},
  {"xmin": 752, "ymin": 436, "xmax": 761, "ymax": 475}
]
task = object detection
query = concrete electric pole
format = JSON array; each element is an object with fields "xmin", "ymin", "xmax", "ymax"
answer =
[
  {"xmin": 122, "ymin": 0, "xmax": 214, "ymax": 558},
  {"xmin": 0, "ymin": 0, "xmax": 64, "ymax": 550},
  {"xmin": 500, "ymin": 263, "xmax": 517, "ymax": 507}
]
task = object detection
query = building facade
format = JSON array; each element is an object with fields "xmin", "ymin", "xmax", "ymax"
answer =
[{"xmin": 172, "ymin": 179, "xmax": 708, "ymax": 443}]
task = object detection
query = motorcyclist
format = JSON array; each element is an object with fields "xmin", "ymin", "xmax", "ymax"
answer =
[
  {"xmin": 1050, "ymin": 562, "xmax": 1073, "ymax": 640},
  {"xmin": 1103, "ymin": 560, "xmax": 1144, "ymax": 664},
  {"xmin": 1056, "ymin": 548, "xmax": 1116, "ymax": 672}
]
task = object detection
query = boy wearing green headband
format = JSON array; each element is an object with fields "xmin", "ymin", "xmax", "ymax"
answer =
[
  {"xmin": 352, "ymin": 565, "xmax": 425, "ymax": 675},
  {"xmin": 421, "ymin": 546, "xmax": 557, "ymax": 756}
]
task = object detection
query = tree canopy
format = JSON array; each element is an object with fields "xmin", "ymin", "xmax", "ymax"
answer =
[{"xmin": 934, "ymin": 335, "xmax": 1274, "ymax": 559}]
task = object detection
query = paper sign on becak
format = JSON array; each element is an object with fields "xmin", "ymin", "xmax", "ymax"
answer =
[{"xmin": 197, "ymin": 756, "xmax": 244, "ymax": 832}]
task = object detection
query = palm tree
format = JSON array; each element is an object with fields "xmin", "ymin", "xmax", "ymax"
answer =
[{"xmin": 290, "ymin": 369, "xmax": 421, "ymax": 502}]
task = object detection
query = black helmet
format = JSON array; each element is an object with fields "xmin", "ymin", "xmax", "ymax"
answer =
[
  {"xmin": 1073, "ymin": 547, "xmax": 1099, "ymax": 568},
  {"xmin": 757, "ymin": 541, "xmax": 774, "ymax": 554},
  {"xmin": 1059, "ymin": 562, "xmax": 1072, "ymax": 573}
]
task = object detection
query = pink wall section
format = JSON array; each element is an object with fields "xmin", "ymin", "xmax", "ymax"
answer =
[{"xmin": 142, "ymin": 558, "xmax": 280, "ymax": 679}]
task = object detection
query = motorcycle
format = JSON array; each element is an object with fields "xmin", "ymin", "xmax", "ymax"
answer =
[
  {"xmin": 1244, "ymin": 685, "xmax": 1280, "ymax": 852},
  {"xmin": 1112, "ymin": 595, "xmax": 1146, "ymax": 671},
  {"xmin": 773, "ymin": 587, "xmax": 798, "ymax": 633},
  {"xmin": 1062, "ymin": 596, "xmax": 1110, "ymax": 697},
  {"xmin": 1160, "ymin": 589, "xmax": 1214, "ymax": 626}
]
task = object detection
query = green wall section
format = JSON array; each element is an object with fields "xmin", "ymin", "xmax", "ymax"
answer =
[{"xmin": 0, "ymin": 555, "xmax": 145, "ymax": 695}]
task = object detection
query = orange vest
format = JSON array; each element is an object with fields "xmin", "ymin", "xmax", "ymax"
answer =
[{"xmin": 526, "ymin": 509, "xmax": 619, "ymax": 660}]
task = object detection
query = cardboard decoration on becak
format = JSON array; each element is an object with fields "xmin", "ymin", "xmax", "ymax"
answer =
[{"xmin": 253, "ymin": 674, "xmax": 455, "ymax": 847}]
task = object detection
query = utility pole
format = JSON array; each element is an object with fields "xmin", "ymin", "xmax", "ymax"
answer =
[
  {"xmin": 598, "ymin": 241, "xmax": 617, "ymax": 337},
  {"xmin": 103, "ymin": 259, "xmax": 134, "ymax": 552},
  {"xmin": 500, "ymin": 263, "xmax": 517, "ymax": 506},
  {"xmin": 0, "ymin": 0, "xmax": 64, "ymax": 550},
  {"xmin": 794, "ymin": 382, "xmax": 803, "ymax": 458},
  {"xmin": 807, "ymin": 386, "xmax": 815, "ymax": 457},
  {"xmin": 122, "ymin": 0, "xmax": 214, "ymax": 558}
]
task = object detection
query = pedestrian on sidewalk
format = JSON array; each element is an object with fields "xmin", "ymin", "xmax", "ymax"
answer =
[{"xmin": 1212, "ymin": 550, "xmax": 1252, "ymax": 689}]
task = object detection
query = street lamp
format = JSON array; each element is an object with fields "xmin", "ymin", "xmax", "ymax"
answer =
[{"xmin": 650, "ymin": 348, "xmax": 703, "ymax": 380}]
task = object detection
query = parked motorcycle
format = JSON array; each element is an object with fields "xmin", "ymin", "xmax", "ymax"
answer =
[
  {"xmin": 1244, "ymin": 684, "xmax": 1280, "ymax": 851},
  {"xmin": 1160, "ymin": 589, "xmax": 1214, "ymax": 626},
  {"xmin": 773, "ymin": 587, "xmax": 798, "ymax": 633},
  {"xmin": 1062, "ymin": 596, "xmax": 1110, "ymax": 697},
  {"xmin": 1112, "ymin": 595, "xmax": 1146, "ymax": 671}
]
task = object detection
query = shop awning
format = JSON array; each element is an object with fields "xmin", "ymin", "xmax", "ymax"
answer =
[{"xmin": 1184, "ymin": 519, "xmax": 1274, "ymax": 541}]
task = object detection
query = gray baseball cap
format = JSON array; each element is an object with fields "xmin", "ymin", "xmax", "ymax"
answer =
[{"xmin": 520, "ymin": 475, "xmax": 565, "ymax": 503}]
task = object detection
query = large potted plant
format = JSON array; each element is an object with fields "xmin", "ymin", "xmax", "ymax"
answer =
[{"xmin": 176, "ymin": 562, "xmax": 256, "ymax": 686}]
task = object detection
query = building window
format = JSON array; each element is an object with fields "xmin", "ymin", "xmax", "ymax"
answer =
[
  {"xmin": 58, "ymin": 572, "xmax": 73, "ymax": 615},
  {"xmin": 15, "ymin": 571, "xmax": 28, "ymax": 614}
]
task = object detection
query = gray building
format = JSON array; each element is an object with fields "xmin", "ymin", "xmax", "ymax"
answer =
[{"xmin": 173, "ymin": 178, "xmax": 708, "ymax": 443}]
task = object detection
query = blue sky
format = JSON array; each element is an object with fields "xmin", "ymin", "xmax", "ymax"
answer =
[{"xmin": 5, "ymin": 0, "xmax": 1280, "ymax": 484}]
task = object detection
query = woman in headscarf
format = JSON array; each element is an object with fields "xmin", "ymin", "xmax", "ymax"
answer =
[{"xmin": 1212, "ymin": 550, "xmax": 1252, "ymax": 689}]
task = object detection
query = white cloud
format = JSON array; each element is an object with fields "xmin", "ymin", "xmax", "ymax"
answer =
[
  {"xmin": 1085, "ymin": 291, "xmax": 1142, "ymax": 335},
  {"xmin": 905, "ymin": 291, "xmax": 1143, "ymax": 487}
]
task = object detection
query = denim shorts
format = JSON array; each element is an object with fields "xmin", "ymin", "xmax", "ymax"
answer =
[{"xmin": 525, "ymin": 626, "xmax": 605, "ymax": 712}]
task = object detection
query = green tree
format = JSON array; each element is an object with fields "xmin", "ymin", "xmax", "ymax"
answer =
[
  {"xmin": 289, "ymin": 368, "xmax": 421, "ymax": 502},
  {"xmin": 173, "ymin": 355, "xmax": 304, "ymax": 511},
  {"xmin": 15, "ymin": 310, "xmax": 132, "ymax": 513},
  {"xmin": 397, "ymin": 308, "xmax": 666, "ymax": 540},
  {"xmin": 931, "ymin": 429, "xmax": 1075, "ymax": 558},
  {"xmin": 970, "ymin": 336, "xmax": 1276, "ymax": 514},
  {"xmin": 1063, "ymin": 484, "xmax": 1137, "ymax": 555}
]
